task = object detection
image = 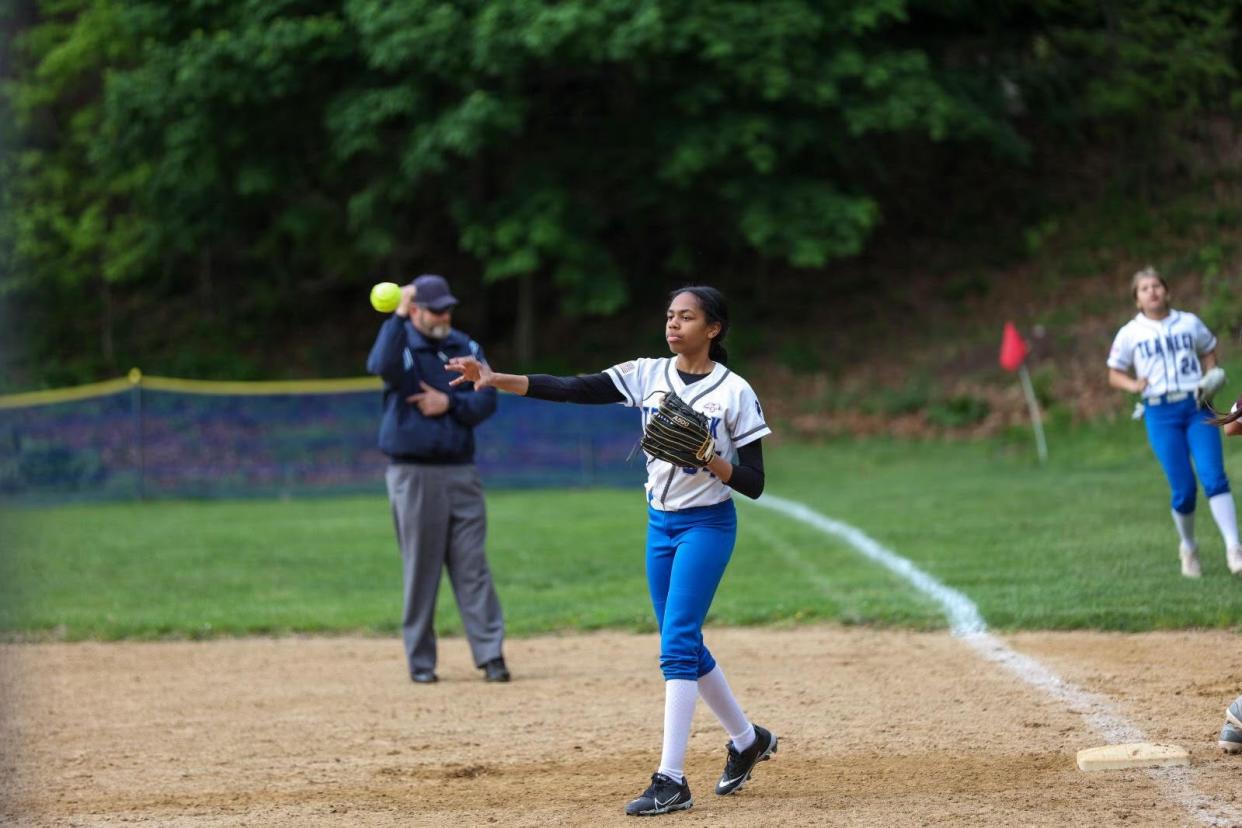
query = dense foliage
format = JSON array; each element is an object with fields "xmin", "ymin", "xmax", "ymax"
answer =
[{"xmin": 1, "ymin": 0, "xmax": 1237, "ymax": 386}]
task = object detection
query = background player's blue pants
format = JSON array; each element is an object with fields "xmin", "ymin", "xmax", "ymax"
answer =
[
  {"xmin": 646, "ymin": 499, "xmax": 737, "ymax": 681},
  {"xmin": 1144, "ymin": 397, "xmax": 1230, "ymax": 513}
]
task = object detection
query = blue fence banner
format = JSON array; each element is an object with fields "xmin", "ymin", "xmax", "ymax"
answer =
[{"xmin": 0, "ymin": 373, "xmax": 644, "ymax": 501}]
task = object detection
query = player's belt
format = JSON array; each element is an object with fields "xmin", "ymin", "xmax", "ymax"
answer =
[{"xmin": 1145, "ymin": 392, "xmax": 1190, "ymax": 405}]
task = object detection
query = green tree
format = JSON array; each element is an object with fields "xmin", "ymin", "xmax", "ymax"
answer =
[
  {"xmin": 2, "ymin": 0, "xmax": 1237, "ymax": 387},
  {"xmin": 3, "ymin": 0, "xmax": 140, "ymax": 380}
]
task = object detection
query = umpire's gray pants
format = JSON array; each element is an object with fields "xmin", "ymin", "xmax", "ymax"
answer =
[{"xmin": 385, "ymin": 463, "xmax": 504, "ymax": 675}]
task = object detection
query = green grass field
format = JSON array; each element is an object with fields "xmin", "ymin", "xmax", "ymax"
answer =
[{"xmin": 2, "ymin": 424, "xmax": 1241, "ymax": 639}]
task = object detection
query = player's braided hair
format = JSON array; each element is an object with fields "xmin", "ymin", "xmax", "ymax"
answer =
[
  {"xmin": 1207, "ymin": 402, "xmax": 1242, "ymax": 428},
  {"xmin": 670, "ymin": 285, "xmax": 729, "ymax": 365},
  {"xmin": 1204, "ymin": 327, "xmax": 1242, "ymax": 429}
]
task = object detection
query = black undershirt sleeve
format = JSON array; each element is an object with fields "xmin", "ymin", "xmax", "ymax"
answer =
[
  {"xmin": 526, "ymin": 373, "xmax": 625, "ymax": 404},
  {"xmin": 726, "ymin": 440, "xmax": 765, "ymax": 499}
]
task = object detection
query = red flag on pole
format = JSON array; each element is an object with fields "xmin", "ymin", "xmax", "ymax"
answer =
[{"xmin": 999, "ymin": 321, "xmax": 1029, "ymax": 372}]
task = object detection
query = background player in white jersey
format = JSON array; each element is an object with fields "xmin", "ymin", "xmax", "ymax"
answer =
[
  {"xmin": 446, "ymin": 286, "xmax": 777, "ymax": 816},
  {"xmin": 1107, "ymin": 267, "xmax": 1240, "ymax": 576}
]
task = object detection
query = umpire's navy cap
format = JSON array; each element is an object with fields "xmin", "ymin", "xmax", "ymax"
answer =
[{"xmin": 410, "ymin": 274, "xmax": 459, "ymax": 312}]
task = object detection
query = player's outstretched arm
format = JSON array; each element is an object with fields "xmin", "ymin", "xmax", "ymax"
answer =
[{"xmin": 446, "ymin": 356, "xmax": 530, "ymax": 395}]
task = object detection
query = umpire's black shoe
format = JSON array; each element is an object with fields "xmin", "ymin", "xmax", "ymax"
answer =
[
  {"xmin": 410, "ymin": 670, "xmax": 438, "ymax": 684},
  {"xmin": 715, "ymin": 724, "xmax": 777, "ymax": 796},
  {"xmin": 482, "ymin": 657, "xmax": 510, "ymax": 683},
  {"xmin": 624, "ymin": 772, "xmax": 692, "ymax": 816}
]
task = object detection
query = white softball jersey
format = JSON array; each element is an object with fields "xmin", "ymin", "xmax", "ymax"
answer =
[
  {"xmin": 1107, "ymin": 310, "xmax": 1218, "ymax": 399},
  {"xmin": 604, "ymin": 357, "xmax": 771, "ymax": 511}
]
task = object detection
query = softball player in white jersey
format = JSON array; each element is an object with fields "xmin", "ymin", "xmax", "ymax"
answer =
[
  {"xmin": 447, "ymin": 286, "xmax": 777, "ymax": 816},
  {"xmin": 1107, "ymin": 267, "xmax": 1240, "ymax": 576}
]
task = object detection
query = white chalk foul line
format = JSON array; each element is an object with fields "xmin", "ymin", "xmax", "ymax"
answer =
[{"xmin": 751, "ymin": 493, "xmax": 1241, "ymax": 827}]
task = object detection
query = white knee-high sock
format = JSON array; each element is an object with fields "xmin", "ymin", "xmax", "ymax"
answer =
[
  {"xmin": 697, "ymin": 666, "xmax": 755, "ymax": 751},
  {"xmin": 1208, "ymin": 493, "xmax": 1240, "ymax": 549},
  {"xmin": 657, "ymin": 680, "xmax": 698, "ymax": 783},
  {"xmin": 1172, "ymin": 509, "xmax": 1196, "ymax": 548}
]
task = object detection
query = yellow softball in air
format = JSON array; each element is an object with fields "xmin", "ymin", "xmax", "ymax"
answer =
[{"xmin": 370, "ymin": 282, "xmax": 402, "ymax": 313}]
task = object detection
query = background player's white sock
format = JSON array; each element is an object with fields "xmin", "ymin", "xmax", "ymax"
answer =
[
  {"xmin": 697, "ymin": 665, "xmax": 755, "ymax": 751},
  {"xmin": 1208, "ymin": 493, "xmax": 1240, "ymax": 549},
  {"xmin": 657, "ymin": 679, "xmax": 698, "ymax": 783},
  {"xmin": 1171, "ymin": 509, "xmax": 1196, "ymax": 548}
]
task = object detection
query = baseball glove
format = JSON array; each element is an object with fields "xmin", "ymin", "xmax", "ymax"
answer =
[
  {"xmin": 641, "ymin": 392, "xmax": 716, "ymax": 468},
  {"xmin": 1195, "ymin": 366, "xmax": 1226, "ymax": 407}
]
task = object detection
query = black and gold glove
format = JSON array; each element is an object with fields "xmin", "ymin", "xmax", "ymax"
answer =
[{"xmin": 641, "ymin": 392, "xmax": 716, "ymax": 468}]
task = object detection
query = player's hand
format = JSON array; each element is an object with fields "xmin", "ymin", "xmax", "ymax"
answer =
[
  {"xmin": 395, "ymin": 284, "xmax": 417, "ymax": 318},
  {"xmin": 1133, "ymin": 377, "xmax": 1148, "ymax": 394},
  {"xmin": 445, "ymin": 356, "xmax": 493, "ymax": 388},
  {"xmin": 406, "ymin": 381, "xmax": 450, "ymax": 416}
]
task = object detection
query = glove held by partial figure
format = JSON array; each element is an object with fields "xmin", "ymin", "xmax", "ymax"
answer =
[{"xmin": 1196, "ymin": 367, "xmax": 1226, "ymax": 406}]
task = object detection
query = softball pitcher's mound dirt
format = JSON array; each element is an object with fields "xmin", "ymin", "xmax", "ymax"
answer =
[{"xmin": 2, "ymin": 626, "xmax": 1239, "ymax": 827}]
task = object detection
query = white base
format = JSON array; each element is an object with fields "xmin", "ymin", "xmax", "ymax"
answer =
[{"xmin": 1076, "ymin": 742, "xmax": 1189, "ymax": 772}]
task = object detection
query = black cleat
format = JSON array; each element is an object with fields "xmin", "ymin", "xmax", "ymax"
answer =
[
  {"xmin": 624, "ymin": 772, "xmax": 693, "ymax": 816},
  {"xmin": 482, "ymin": 657, "xmax": 511, "ymax": 683},
  {"xmin": 715, "ymin": 724, "xmax": 777, "ymax": 796},
  {"xmin": 410, "ymin": 670, "xmax": 438, "ymax": 684}
]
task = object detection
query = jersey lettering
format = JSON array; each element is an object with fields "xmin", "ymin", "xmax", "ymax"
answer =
[{"xmin": 1137, "ymin": 333, "xmax": 1194, "ymax": 359}]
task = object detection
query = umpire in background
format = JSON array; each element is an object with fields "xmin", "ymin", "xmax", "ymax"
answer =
[{"xmin": 366, "ymin": 274, "xmax": 510, "ymax": 684}]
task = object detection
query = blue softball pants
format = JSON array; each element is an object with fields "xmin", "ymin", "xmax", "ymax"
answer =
[
  {"xmin": 1144, "ymin": 397, "xmax": 1230, "ymax": 513},
  {"xmin": 646, "ymin": 499, "xmax": 737, "ymax": 681}
]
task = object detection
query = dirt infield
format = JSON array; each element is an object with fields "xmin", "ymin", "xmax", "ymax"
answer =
[{"xmin": 2, "ymin": 627, "xmax": 1240, "ymax": 827}]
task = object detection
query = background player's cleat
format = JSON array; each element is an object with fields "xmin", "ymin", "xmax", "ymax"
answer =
[
  {"xmin": 715, "ymin": 724, "xmax": 777, "ymax": 796},
  {"xmin": 624, "ymin": 772, "xmax": 692, "ymax": 816},
  {"xmin": 1226, "ymin": 546, "xmax": 1242, "ymax": 575},
  {"xmin": 1227, "ymin": 695, "xmax": 1242, "ymax": 730},
  {"xmin": 410, "ymin": 669, "xmax": 438, "ymax": 684},
  {"xmin": 482, "ymin": 657, "xmax": 511, "ymax": 682},
  {"xmin": 1220, "ymin": 722, "xmax": 1242, "ymax": 754},
  {"xmin": 1179, "ymin": 543, "xmax": 1201, "ymax": 578}
]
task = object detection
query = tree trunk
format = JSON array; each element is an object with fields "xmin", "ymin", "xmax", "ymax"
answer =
[
  {"xmin": 101, "ymin": 276, "xmax": 116, "ymax": 372},
  {"xmin": 201, "ymin": 250, "xmax": 216, "ymax": 299},
  {"xmin": 515, "ymin": 273, "xmax": 535, "ymax": 367}
]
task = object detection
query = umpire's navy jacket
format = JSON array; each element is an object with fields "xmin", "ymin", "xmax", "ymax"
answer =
[{"xmin": 366, "ymin": 316, "xmax": 497, "ymax": 463}]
